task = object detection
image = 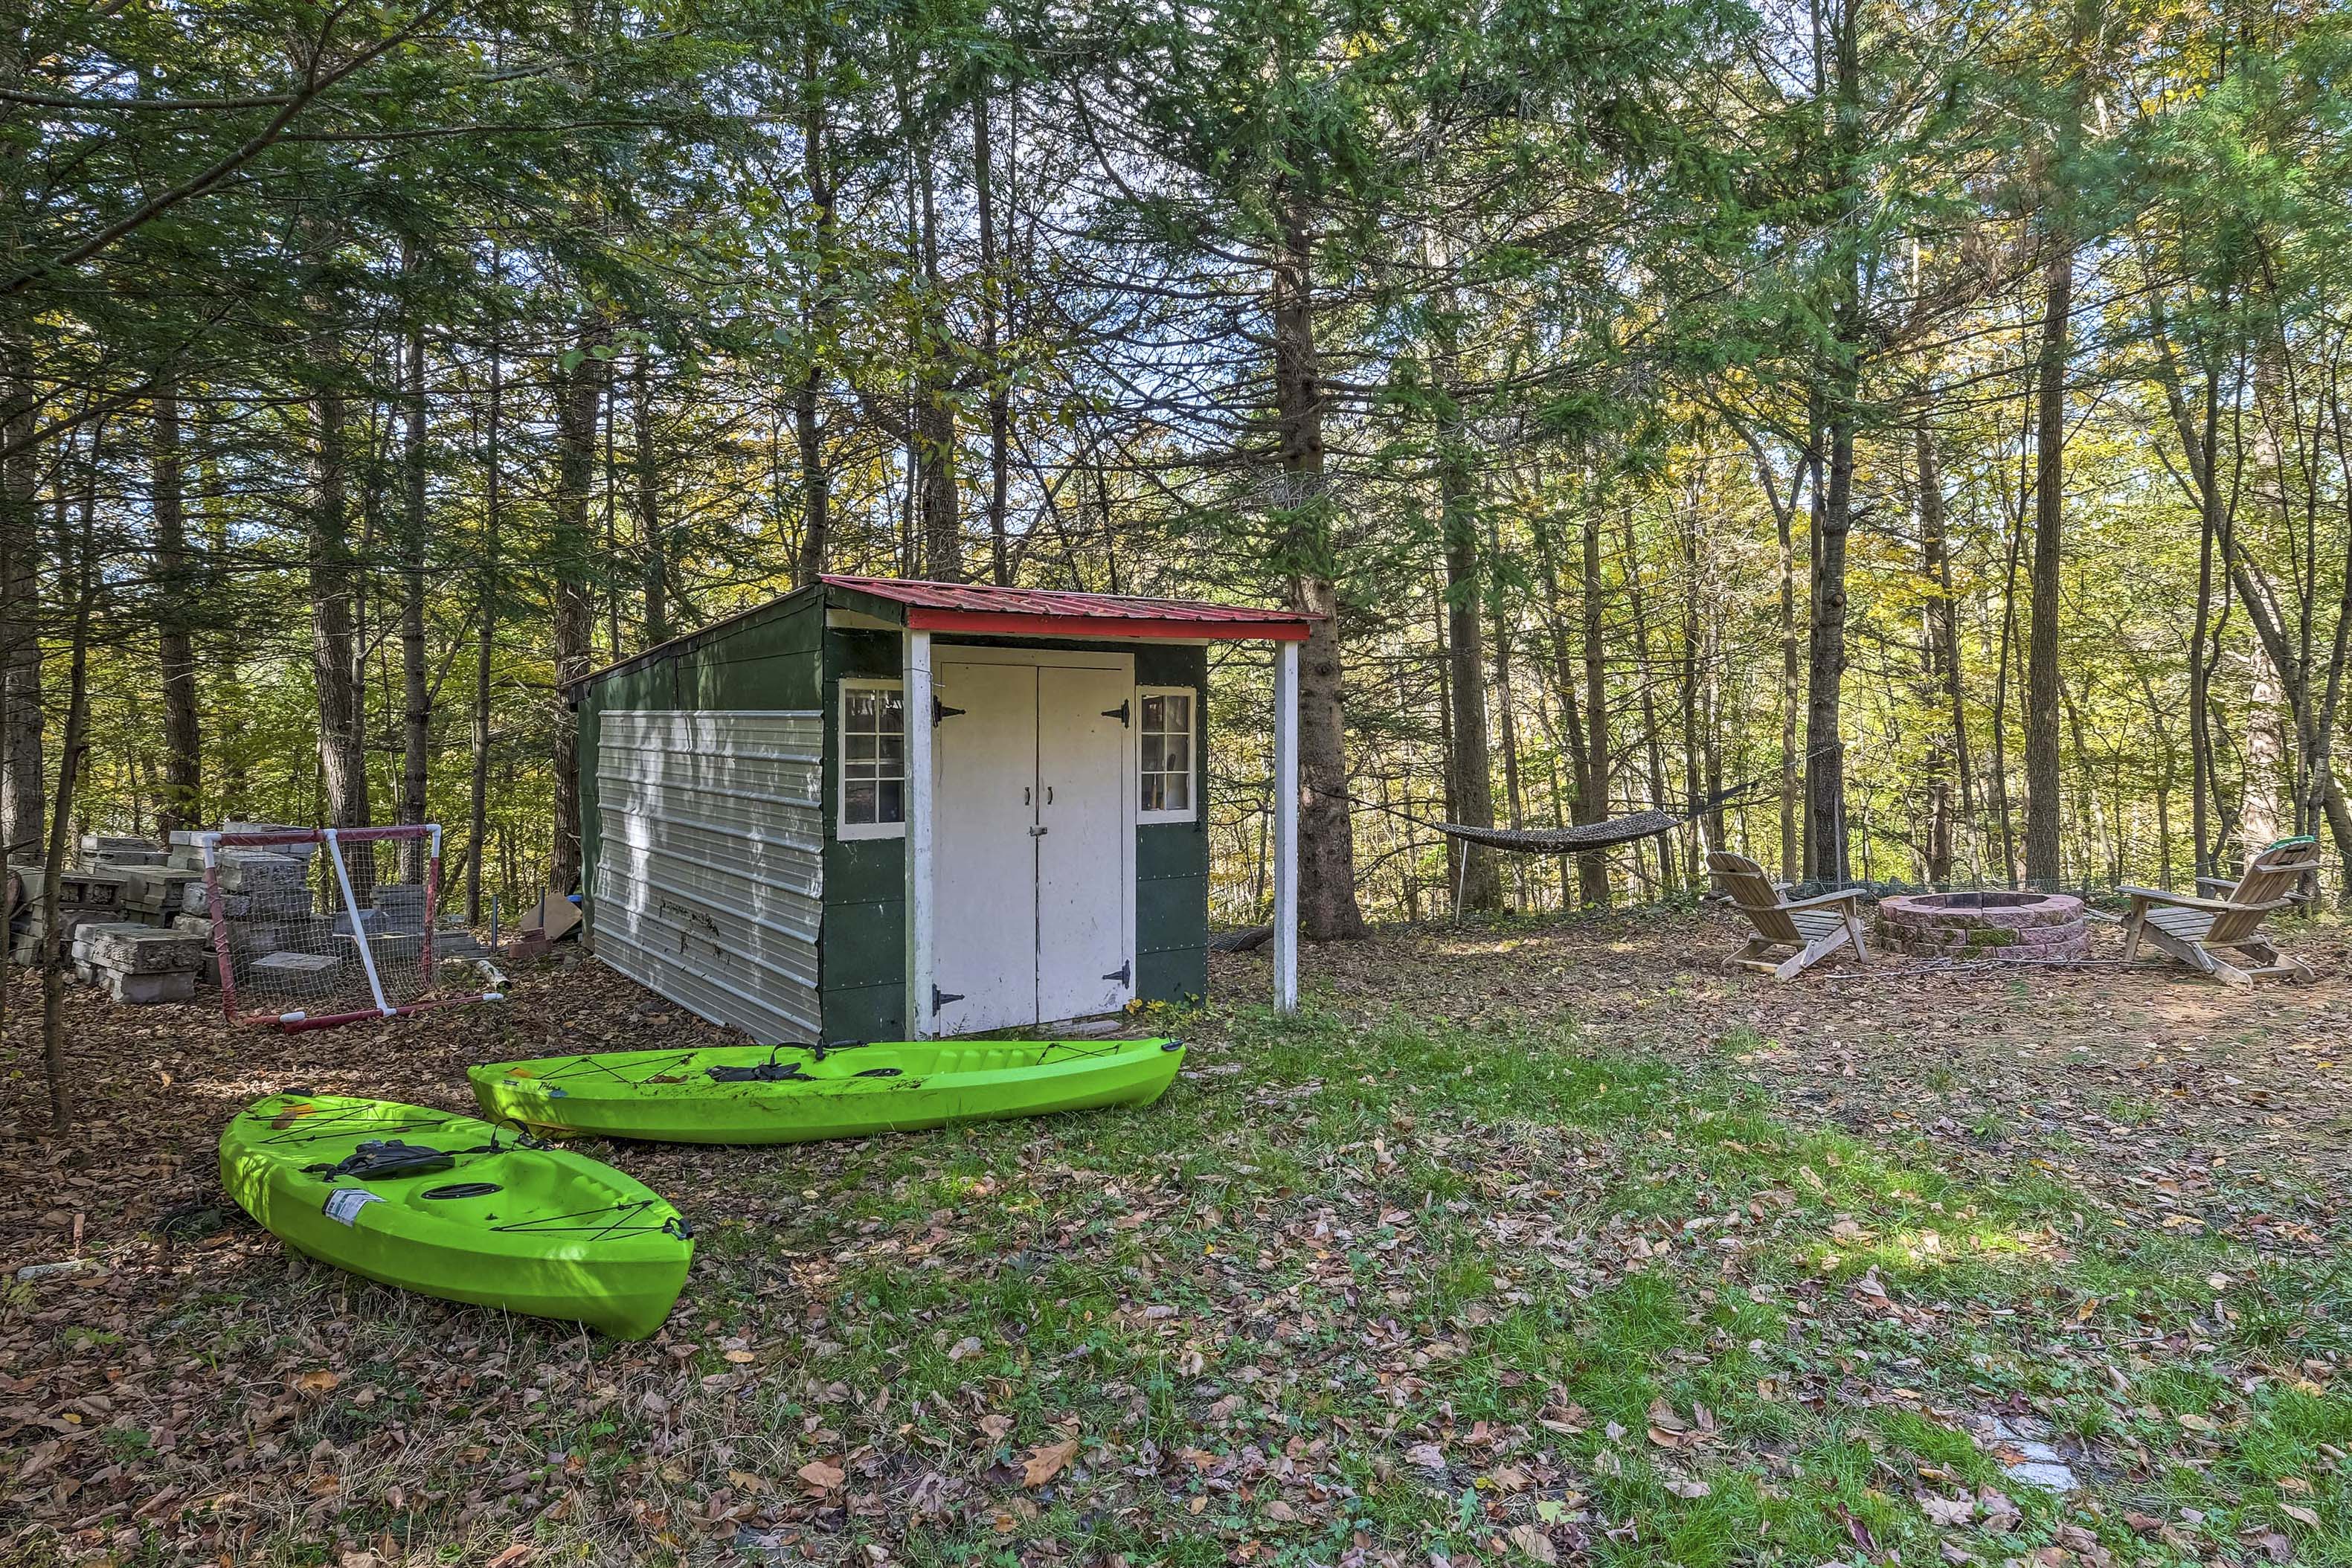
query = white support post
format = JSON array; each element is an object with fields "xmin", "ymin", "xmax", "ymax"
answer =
[
  {"xmin": 1273, "ymin": 638, "xmax": 1299, "ymax": 1014},
  {"xmin": 324, "ymin": 828, "xmax": 394, "ymax": 1018},
  {"xmin": 904, "ymin": 629, "xmax": 936, "ymax": 1040}
]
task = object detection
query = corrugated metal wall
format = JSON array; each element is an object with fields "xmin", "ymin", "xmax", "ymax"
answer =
[{"xmin": 591, "ymin": 710, "xmax": 825, "ymax": 1040}]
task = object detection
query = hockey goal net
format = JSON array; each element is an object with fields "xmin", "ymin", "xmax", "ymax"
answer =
[{"xmin": 202, "ymin": 825, "xmax": 498, "ymax": 1029}]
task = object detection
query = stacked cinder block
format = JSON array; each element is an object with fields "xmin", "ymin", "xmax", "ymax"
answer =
[
  {"xmin": 72, "ymin": 920, "xmax": 208, "ymax": 1003},
  {"xmin": 7, "ymin": 867, "xmax": 128, "ymax": 966},
  {"xmin": 5, "ymin": 841, "xmax": 215, "ymax": 1004},
  {"xmin": 78, "ymin": 834, "xmax": 163, "ymax": 869}
]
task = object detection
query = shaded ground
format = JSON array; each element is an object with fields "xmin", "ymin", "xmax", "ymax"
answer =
[
  {"xmin": 1275, "ymin": 906, "xmax": 2352, "ymax": 1251},
  {"xmin": 4, "ymin": 908, "xmax": 2351, "ymax": 1567}
]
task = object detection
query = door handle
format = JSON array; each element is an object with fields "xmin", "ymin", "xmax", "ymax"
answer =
[
  {"xmin": 1046, "ymin": 785, "xmax": 1053, "ymax": 805},
  {"xmin": 1029, "ymin": 826, "xmax": 1048, "ymax": 837}
]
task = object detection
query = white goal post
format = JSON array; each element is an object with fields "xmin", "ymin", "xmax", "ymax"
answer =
[{"xmin": 199, "ymin": 823, "xmax": 501, "ymax": 1030}]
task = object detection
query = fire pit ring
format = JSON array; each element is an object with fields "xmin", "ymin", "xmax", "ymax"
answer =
[{"xmin": 1874, "ymin": 890, "xmax": 2089, "ymax": 961}]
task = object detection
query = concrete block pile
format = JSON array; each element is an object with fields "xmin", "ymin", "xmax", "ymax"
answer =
[
  {"xmin": 7, "ymin": 840, "xmax": 213, "ymax": 1002},
  {"xmin": 72, "ymin": 921, "xmax": 208, "ymax": 1003},
  {"xmin": 5, "ymin": 822, "xmax": 482, "ymax": 1008}
]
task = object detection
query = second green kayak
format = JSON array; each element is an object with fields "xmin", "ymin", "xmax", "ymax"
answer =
[{"xmin": 469, "ymin": 1038, "xmax": 1185, "ymax": 1145}]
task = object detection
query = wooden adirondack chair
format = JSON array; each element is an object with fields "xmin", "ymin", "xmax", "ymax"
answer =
[
  {"xmin": 1707, "ymin": 850, "xmax": 1870, "ymax": 981},
  {"xmin": 2118, "ymin": 837, "xmax": 2319, "ymax": 986}
]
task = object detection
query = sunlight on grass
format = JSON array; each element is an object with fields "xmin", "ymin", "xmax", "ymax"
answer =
[{"xmin": 93, "ymin": 988, "xmax": 2352, "ymax": 1568}]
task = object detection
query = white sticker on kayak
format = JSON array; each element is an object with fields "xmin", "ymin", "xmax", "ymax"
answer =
[{"xmin": 322, "ymin": 1189, "xmax": 385, "ymax": 1227}]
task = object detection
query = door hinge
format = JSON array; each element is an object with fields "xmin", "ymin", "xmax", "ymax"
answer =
[
  {"xmin": 933, "ymin": 696, "xmax": 966, "ymax": 725},
  {"xmin": 931, "ymin": 984, "xmax": 965, "ymax": 1014},
  {"xmin": 1102, "ymin": 959, "xmax": 1131, "ymax": 986},
  {"xmin": 1102, "ymin": 698, "xmax": 1130, "ymax": 726}
]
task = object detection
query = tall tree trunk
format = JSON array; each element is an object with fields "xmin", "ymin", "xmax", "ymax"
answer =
[
  {"xmin": 635, "ymin": 350, "xmax": 666, "ymax": 645},
  {"xmin": 308, "ymin": 274, "xmax": 368, "ymax": 829},
  {"xmin": 466, "ymin": 266, "xmax": 504, "ymax": 926},
  {"xmin": 1678, "ymin": 498, "xmax": 1706, "ymax": 881},
  {"xmin": 1578, "ymin": 496, "xmax": 1610, "ymax": 908},
  {"xmin": 1490, "ymin": 520, "xmax": 1527, "ymax": 910},
  {"xmin": 1623, "ymin": 502, "xmax": 1673, "ymax": 890},
  {"xmin": 1805, "ymin": 395, "xmax": 1855, "ymax": 883},
  {"xmin": 39, "ymin": 438, "xmax": 96, "ymax": 1134},
  {"xmin": 1915, "ymin": 396, "xmax": 1961, "ymax": 882},
  {"xmin": 794, "ymin": 56, "xmax": 835, "ymax": 584},
  {"xmin": 399, "ymin": 289, "xmax": 431, "ymax": 869},
  {"xmin": 549, "ymin": 327, "xmax": 603, "ymax": 893},
  {"xmin": 1270, "ymin": 183, "xmax": 1363, "ymax": 939},
  {"xmin": 1430, "ymin": 588, "xmax": 1455, "ymax": 823},
  {"xmin": 974, "ymin": 91, "xmax": 1012, "ymax": 587},
  {"xmin": 915, "ymin": 402, "xmax": 960, "ymax": 579},
  {"xmin": 1802, "ymin": 1, "xmax": 1863, "ymax": 887},
  {"xmin": 2022, "ymin": 242, "xmax": 2074, "ymax": 886},
  {"xmin": 910, "ymin": 89, "xmax": 960, "ymax": 582},
  {"xmin": 1, "ymin": 330, "xmax": 42, "ymax": 861},
  {"xmin": 2242, "ymin": 643, "xmax": 2285, "ymax": 844},
  {"xmin": 1532, "ymin": 520, "xmax": 1587, "ymax": 902},
  {"xmin": 1768, "ymin": 492, "xmax": 1796, "ymax": 883},
  {"xmin": 602, "ymin": 372, "xmax": 620, "ymax": 661},
  {"xmin": 1434, "ymin": 303, "xmax": 1498, "ymax": 912},
  {"xmin": 153, "ymin": 376, "xmax": 201, "ymax": 837}
]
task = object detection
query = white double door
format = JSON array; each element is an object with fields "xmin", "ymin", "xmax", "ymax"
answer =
[{"xmin": 931, "ymin": 653, "xmax": 1134, "ymax": 1036}]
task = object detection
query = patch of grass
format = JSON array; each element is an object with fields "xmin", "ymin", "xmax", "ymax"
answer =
[{"xmin": 55, "ymin": 979, "xmax": 2352, "ymax": 1568}]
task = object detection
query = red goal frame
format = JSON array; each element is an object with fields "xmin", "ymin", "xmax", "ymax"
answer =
[{"xmin": 201, "ymin": 824, "xmax": 492, "ymax": 1032}]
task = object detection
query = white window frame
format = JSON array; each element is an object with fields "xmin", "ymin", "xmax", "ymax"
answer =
[
  {"xmin": 1136, "ymin": 685, "xmax": 1198, "ymax": 824},
  {"xmin": 837, "ymin": 678, "xmax": 907, "ymax": 841}
]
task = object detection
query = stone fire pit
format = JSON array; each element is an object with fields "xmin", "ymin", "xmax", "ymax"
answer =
[{"xmin": 1874, "ymin": 890, "xmax": 2089, "ymax": 961}]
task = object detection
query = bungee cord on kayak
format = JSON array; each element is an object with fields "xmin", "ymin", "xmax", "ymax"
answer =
[{"xmin": 489, "ymin": 1201, "xmax": 694, "ymax": 1243}]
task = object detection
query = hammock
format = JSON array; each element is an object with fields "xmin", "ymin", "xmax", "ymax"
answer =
[
  {"xmin": 1409, "ymin": 809, "xmax": 1688, "ymax": 856},
  {"xmin": 1208, "ymin": 785, "xmax": 1763, "ymax": 951},
  {"xmin": 1352, "ymin": 777, "xmax": 1767, "ymax": 858}
]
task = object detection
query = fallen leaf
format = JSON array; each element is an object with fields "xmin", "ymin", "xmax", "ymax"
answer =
[
  {"xmin": 1506, "ymin": 1523, "xmax": 1557, "ymax": 1564},
  {"xmin": 1022, "ymin": 1438, "xmax": 1079, "ymax": 1488},
  {"xmin": 1922, "ymin": 1495, "xmax": 1975, "ymax": 1528},
  {"xmin": 797, "ymin": 1459, "xmax": 845, "ymax": 1492},
  {"xmin": 294, "ymin": 1370, "xmax": 338, "ymax": 1395},
  {"xmin": 484, "ymin": 1549, "xmax": 536, "ymax": 1568}
]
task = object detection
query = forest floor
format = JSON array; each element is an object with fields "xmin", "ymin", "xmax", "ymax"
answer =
[{"xmin": 5, "ymin": 905, "xmax": 2352, "ymax": 1567}]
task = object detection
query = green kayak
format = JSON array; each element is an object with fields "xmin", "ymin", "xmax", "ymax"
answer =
[
  {"xmin": 219, "ymin": 1093, "xmax": 693, "ymax": 1340},
  {"xmin": 468, "ymin": 1038, "xmax": 1185, "ymax": 1146}
]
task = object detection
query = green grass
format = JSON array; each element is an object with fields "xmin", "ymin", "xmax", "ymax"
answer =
[{"xmin": 42, "ymin": 995, "xmax": 2352, "ymax": 1568}]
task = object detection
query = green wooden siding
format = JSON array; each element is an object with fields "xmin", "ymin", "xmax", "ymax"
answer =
[
  {"xmin": 1131, "ymin": 643, "xmax": 1209, "ymax": 1008},
  {"xmin": 817, "ymin": 626, "xmax": 908, "ymax": 1042}
]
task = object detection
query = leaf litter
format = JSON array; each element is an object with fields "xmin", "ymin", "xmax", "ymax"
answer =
[{"xmin": 2, "ymin": 911, "xmax": 2350, "ymax": 1564}]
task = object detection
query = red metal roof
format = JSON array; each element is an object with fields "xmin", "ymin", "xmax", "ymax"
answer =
[{"xmin": 821, "ymin": 575, "xmax": 1317, "ymax": 642}]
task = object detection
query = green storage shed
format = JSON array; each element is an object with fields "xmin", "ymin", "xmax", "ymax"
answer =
[{"xmin": 567, "ymin": 575, "xmax": 1311, "ymax": 1044}]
